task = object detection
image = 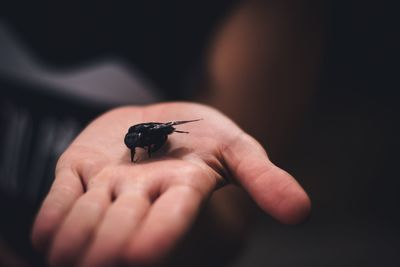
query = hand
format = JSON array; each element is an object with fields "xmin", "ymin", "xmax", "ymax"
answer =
[{"xmin": 31, "ymin": 102, "xmax": 310, "ymax": 267}]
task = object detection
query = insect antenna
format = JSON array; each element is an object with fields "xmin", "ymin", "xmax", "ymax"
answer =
[
  {"xmin": 174, "ymin": 130, "xmax": 189, "ymax": 134},
  {"xmin": 151, "ymin": 119, "xmax": 202, "ymax": 131},
  {"xmin": 170, "ymin": 119, "xmax": 202, "ymax": 126}
]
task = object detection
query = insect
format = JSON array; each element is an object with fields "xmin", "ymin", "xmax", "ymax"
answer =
[{"xmin": 124, "ymin": 119, "xmax": 202, "ymax": 162}]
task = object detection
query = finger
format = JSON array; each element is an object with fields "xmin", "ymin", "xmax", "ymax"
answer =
[
  {"xmin": 48, "ymin": 186, "xmax": 111, "ymax": 267},
  {"xmin": 222, "ymin": 133, "xmax": 311, "ymax": 224},
  {"xmin": 32, "ymin": 168, "xmax": 84, "ymax": 251},
  {"xmin": 80, "ymin": 192, "xmax": 151, "ymax": 267},
  {"xmin": 123, "ymin": 185, "xmax": 205, "ymax": 265}
]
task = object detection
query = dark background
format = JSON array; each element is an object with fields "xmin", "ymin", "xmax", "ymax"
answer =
[
  {"xmin": 1, "ymin": 1, "xmax": 236, "ymax": 99},
  {"xmin": 1, "ymin": 0, "xmax": 399, "ymax": 266}
]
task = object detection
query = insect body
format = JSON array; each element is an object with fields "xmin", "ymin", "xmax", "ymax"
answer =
[{"xmin": 124, "ymin": 119, "xmax": 201, "ymax": 162}]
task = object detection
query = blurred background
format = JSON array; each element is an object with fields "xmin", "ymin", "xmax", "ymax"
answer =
[{"xmin": 0, "ymin": 0, "xmax": 399, "ymax": 266}]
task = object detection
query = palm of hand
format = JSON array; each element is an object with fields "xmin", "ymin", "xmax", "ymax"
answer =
[{"xmin": 32, "ymin": 102, "xmax": 310, "ymax": 267}]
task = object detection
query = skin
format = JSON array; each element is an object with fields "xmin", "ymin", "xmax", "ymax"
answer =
[{"xmin": 31, "ymin": 102, "xmax": 310, "ymax": 267}]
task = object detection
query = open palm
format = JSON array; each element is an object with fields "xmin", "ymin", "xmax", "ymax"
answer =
[{"xmin": 32, "ymin": 102, "xmax": 310, "ymax": 267}]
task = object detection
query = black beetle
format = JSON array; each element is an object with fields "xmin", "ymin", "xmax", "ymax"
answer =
[{"xmin": 124, "ymin": 119, "xmax": 201, "ymax": 162}]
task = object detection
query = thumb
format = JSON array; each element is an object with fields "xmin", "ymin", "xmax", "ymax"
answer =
[{"xmin": 222, "ymin": 133, "xmax": 311, "ymax": 224}]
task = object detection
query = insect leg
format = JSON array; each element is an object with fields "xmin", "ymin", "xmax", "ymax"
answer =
[
  {"xmin": 130, "ymin": 149, "xmax": 135, "ymax": 163},
  {"xmin": 174, "ymin": 130, "xmax": 189, "ymax": 133}
]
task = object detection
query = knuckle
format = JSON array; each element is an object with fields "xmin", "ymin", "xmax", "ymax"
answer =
[
  {"xmin": 78, "ymin": 156, "xmax": 104, "ymax": 179},
  {"xmin": 85, "ymin": 165, "xmax": 117, "ymax": 191},
  {"xmin": 57, "ymin": 145, "xmax": 107, "ymax": 179},
  {"xmin": 78, "ymin": 199, "xmax": 105, "ymax": 213},
  {"xmin": 49, "ymin": 184, "xmax": 77, "ymax": 199},
  {"xmin": 55, "ymin": 151, "xmax": 73, "ymax": 174}
]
